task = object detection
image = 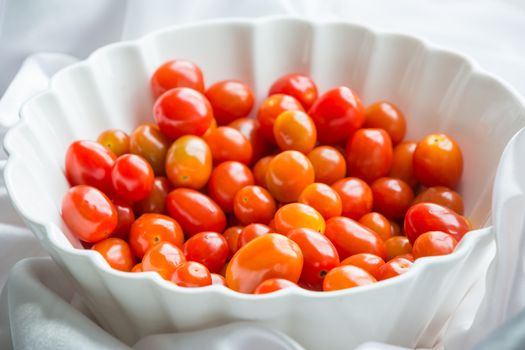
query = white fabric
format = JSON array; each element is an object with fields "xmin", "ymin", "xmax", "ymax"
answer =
[{"xmin": 1, "ymin": 0, "xmax": 525, "ymax": 349}]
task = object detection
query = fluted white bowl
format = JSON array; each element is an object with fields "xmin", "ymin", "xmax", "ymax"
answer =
[{"xmin": 4, "ymin": 17, "xmax": 525, "ymax": 349}]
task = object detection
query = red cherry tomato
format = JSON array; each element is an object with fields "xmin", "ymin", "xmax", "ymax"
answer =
[
  {"xmin": 238, "ymin": 224, "xmax": 271, "ymax": 249},
  {"xmin": 376, "ymin": 257, "xmax": 412, "ymax": 281},
  {"xmin": 413, "ymin": 186, "xmax": 464, "ymax": 215},
  {"xmin": 404, "ymin": 203, "xmax": 470, "ymax": 244},
  {"xmin": 298, "ymin": 183, "xmax": 343, "ymax": 219},
  {"xmin": 323, "ymin": 265, "xmax": 376, "ymax": 291},
  {"xmin": 332, "ymin": 177, "xmax": 373, "ymax": 220},
  {"xmin": 211, "ymin": 273, "xmax": 227, "ymax": 286},
  {"xmin": 129, "ymin": 213, "xmax": 184, "ymax": 258},
  {"xmin": 309, "ymin": 87, "xmax": 365, "ymax": 144},
  {"xmin": 153, "ymin": 87, "xmax": 213, "ymax": 139},
  {"xmin": 171, "ymin": 261, "xmax": 212, "ymax": 287},
  {"xmin": 340, "ymin": 253, "xmax": 385, "ymax": 280},
  {"xmin": 256, "ymin": 94, "xmax": 304, "ymax": 141},
  {"xmin": 111, "ymin": 154, "xmax": 154, "ymax": 202},
  {"xmin": 307, "ymin": 146, "xmax": 347, "ymax": 185},
  {"xmin": 389, "ymin": 141, "xmax": 418, "ymax": 187},
  {"xmin": 233, "ymin": 185, "xmax": 276, "ymax": 225},
  {"xmin": 150, "ymin": 59, "xmax": 205, "ymax": 97},
  {"xmin": 166, "ymin": 188, "xmax": 226, "ymax": 237},
  {"xmin": 65, "ymin": 140, "xmax": 116, "ymax": 193},
  {"xmin": 97, "ymin": 129, "xmax": 130, "ymax": 157},
  {"xmin": 252, "ymin": 155, "xmax": 274, "ymax": 187},
  {"xmin": 205, "ymin": 126, "xmax": 253, "ymax": 165},
  {"xmin": 273, "ymin": 111, "xmax": 317, "ymax": 154},
  {"xmin": 222, "ymin": 225, "xmax": 243, "ymax": 259},
  {"xmin": 205, "ymin": 80, "xmax": 254, "ymax": 125},
  {"xmin": 62, "ymin": 185, "xmax": 117, "ymax": 243},
  {"xmin": 412, "ymin": 231, "xmax": 457, "ymax": 258},
  {"xmin": 364, "ymin": 101, "xmax": 406, "ymax": 145},
  {"xmin": 110, "ymin": 199, "xmax": 135, "ymax": 239},
  {"xmin": 142, "ymin": 242, "xmax": 186, "ymax": 280},
  {"xmin": 274, "ymin": 203, "xmax": 325, "ymax": 235},
  {"xmin": 183, "ymin": 231, "xmax": 229, "ymax": 273},
  {"xmin": 254, "ymin": 278, "xmax": 297, "ymax": 294},
  {"xmin": 269, "ymin": 73, "xmax": 318, "ymax": 110},
  {"xmin": 207, "ymin": 161, "xmax": 254, "ymax": 213},
  {"xmin": 135, "ymin": 176, "xmax": 171, "ymax": 215},
  {"xmin": 130, "ymin": 123, "xmax": 171, "ymax": 176},
  {"xmin": 229, "ymin": 118, "xmax": 272, "ymax": 163},
  {"xmin": 358, "ymin": 212, "xmax": 392, "ymax": 242},
  {"xmin": 384, "ymin": 236, "xmax": 412, "ymax": 261},
  {"xmin": 371, "ymin": 177, "xmax": 414, "ymax": 220},
  {"xmin": 92, "ymin": 238, "xmax": 135, "ymax": 272}
]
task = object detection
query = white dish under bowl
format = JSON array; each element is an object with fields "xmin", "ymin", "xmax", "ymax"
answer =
[{"xmin": 4, "ymin": 17, "xmax": 525, "ymax": 349}]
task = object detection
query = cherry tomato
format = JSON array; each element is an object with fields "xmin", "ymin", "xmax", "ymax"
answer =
[
  {"xmin": 384, "ymin": 236, "xmax": 412, "ymax": 261},
  {"xmin": 254, "ymin": 278, "xmax": 297, "ymax": 294},
  {"xmin": 269, "ymin": 73, "xmax": 318, "ymax": 110},
  {"xmin": 131, "ymin": 263, "xmax": 143, "ymax": 272},
  {"xmin": 371, "ymin": 177, "xmax": 414, "ymax": 220},
  {"xmin": 325, "ymin": 216, "xmax": 386, "ymax": 260},
  {"xmin": 307, "ymin": 146, "xmax": 346, "ymax": 185},
  {"xmin": 150, "ymin": 59, "xmax": 205, "ymax": 97},
  {"xmin": 389, "ymin": 141, "xmax": 418, "ymax": 187},
  {"xmin": 266, "ymin": 150, "xmax": 314, "ymax": 203},
  {"xmin": 92, "ymin": 238, "xmax": 135, "ymax": 272},
  {"xmin": 332, "ymin": 177, "xmax": 373, "ymax": 220},
  {"xmin": 129, "ymin": 213, "xmax": 184, "ymax": 258},
  {"xmin": 287, "ymin": 228, "xmax": 339, "ymax": 288},
  {"xmin": 202, "ymin": 118, "xmax": 217, "ymax": 139},
  {"xmin": 205, "ymin": 80, "xmax": 254, "ymax": 125},
  {"xmin": 309, "ymin": 87, "xmax": 365, "ymax": 144},
  {"xmin": 347, "ymin": 128, "xmax": 393, "ymax": 183},
  {"xmin": 135, "ymin": 176, "xmax": 171, "ymax": 215},
  {"xmin": 229, "ymin": 118, "xmax": 272, "ymax": 162},
  {"xmin": 299, "ymin": 183, "xmax": 342, "ymax": 219},
  {"xmin": 226, "ymin": 234, "xmax": 303, "ymax": 293},
  {"xmin": 207, "ymin": 161, "xmax": 254, "ymax": 213},
  {"xmin": 396, "ymin": 253, "xmax": 415, "ymax": 262},
  {"xmin": 65, "ymin": 140, "xmax": 116, "ymax": 193},
  {"xmin": 165, "ymin": 135, "xmax": 212, "ymax": 190},
  {"xmin": 205, "ymin": 126, "xmax": 253, "ymax": 165},
  {"xmin": 412, "ymin": 231, "xmax": 457, "ymax": 258},
  {"xmin": 256, "ymin": 94, "xmax": 304, "ymax": 141},
  {"xmin": 110, "ymin": 199, "xmax": 135, "ymax": 239},
  {"xmin": 274, "ymin": 203, "xmax": 325, "ymax": 235},
  {"xmin": 130, "ymin": 124, "xmax": 171, "ymax": 176},
  {"xmin": 222, "ymin": 226, "xmax": 243, "ymax": 259},
  {"xmin": 238, "ymin": 224, "xmax": 271, "ymax": 248},
  {"xmin": 171, "ymin": 261, "xmax": 212, "ymax": 287},
  {"xmin": 358, "ymin": 212, "xmax": 392, "ymax": 241},
  {"xmin": 376, "ymin": 258, "xmax": 412, "ymax": 281},
  {"xmin": 252, "ymin": 156, "xmax": 274, "ymax": 187},
  {"xmin": 390, "ymin": 221, "xmax": 402, "ymax": 236},
  {"xmin": 62, "ymin": 185, "xmax": 117, "ymax": 242},
  {"xmin": 233, "ymin": 185, "xmax": 276, "ymax": 225},
  {"xmin": 166, "ymin": 188, "xmax": 226, "ymax": 237},
  {"xmin": 364, "ymin": 101, "xmax": 406, "ymax": 145},
  {"xmin": 404, "ymin": 203, "xmax": 470, "ymax": 244},
  {"xmin": 153, "ymin": 87, "xmax": 213, "ymax": 139},
  {"xmin": 97, "ymin": 129, "xmax": 130, "ymax": 156},
  {"xmin": 413, "ymin": 186, "xmax": 464, "ymax": 215},
  {"xmin": 413, "ymin": 134, "xmax": 463, "ymax": 188},
  {"xmin": 211, "ymin": 273, "xmax": 227, "ymax": 286},
  {"xmin": 111, "ymin": 154, "xmax": 154, "ymax": 202},
  {"xmin": 340, "ymin": 253, "xmax": 385, "ymax": 280},
  {"xmin": 183, "ymin": 231, "xmax": 229, "ymax": 273},
  {"xmin": 273, "ymin": 111, "xmax": 316, "ymax": 153},
  {"xmin": 142, "ymin": 242, "xmax": 186, "ymax": 280},
  {"xmin": 323, "ymin": 265, "xmax": 376, "ymax": 291}
]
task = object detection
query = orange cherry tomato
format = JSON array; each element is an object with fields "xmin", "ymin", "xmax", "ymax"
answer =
[
  {"xmin": 130, "ymin": 124, "xmax": 171, "ymax": 176},
  {"xmin": 254, "ymin": 278, "xmax": 297, "ymax": 294},
  {"xmin": 340, "ymin": 253, "xmax": 385, "ymax": 280},
  {"xmin": 142, "ymin": 242, "xmax": 186, "ymax": 280},
  {"xmin": 62, "ymin": 185, "xmax": 117, "ymax": 243},
  {"xmin": 211, "ymin": 273, "xmax": 227, "ymax": 286},
  {"xmin": 207, "ymin": 161, "xmax": 254, "ymax": 213},
  {"xmin": 97, "ymin": 129, "xmax": 130, "ymax": 156},
  {"xmin": 256, "ymin": 94, "xmax": 304, "ymax": 141},
  {"xmin": 273, "ymin": 111, "xmax": 316, "ymax": 153},
  {"xmin": 389, "ymin": 141, "xmax": 418, "ymax": 187},
  {"xmin": 226, "ymin": 234, "xmax": 303, "ymax": 293},
  {"xmin": 150, "ymin": 59, "xmax": 205, "ymax": 97},
  {"xmin": 266, "ymin": 150, "xmax": 314, "ymax": 203},
  {"xmin": 325, "ymin": 216, "xmax": 386, "ymax": 260},
  {"xmin": 346, "ymin": 128, "xmax": 393, "ymax": 183},
  {"xmin": 110, "ymin": 199, "xmax": 135, "ymax": 240},
  {"xmin": 299, "ymin": 183, "xmax": 342, "ymax": 219},
  {"xmin": 332, "ymin": 177, "xmax": 373, "ymax": 220},
  {"xmin": 377, "ymin": 257, "xmax": 412, "ymax": 281},
  {"xmin": 371, "ymin": 177, "xmax": 414, "ymax": 220},
  {"xmin": 396, "ymin": 253, "xmax": 415, "ymax": 262},
  {"xmin": 93, "ymin": 238, "xmax": 135, "ymax": 272},
  {"xmin": 131, "ymin": 263, "xmax": 143, "ymax": 272},
  {"xmin": 205, "ymin": 80, "xmax": 254, "ymax": 125},
  {"xmin": 165, "ymin": 135, "xmax": 212, "ymax": 190},
  {"xmin": 364, "ymin": 101, "xmax": 406, "ymax": 145},
  {"xmin": 384, "ymin": 236, "xmax": 412, "ymax": 261},
  {"xmin": 323, "ymin": 265, "xmax": 376, "ymax": 291},
  {"xmin": 238, "ymin": 224, "xmax": 271, "ymax": 249},
  {"xmin": 358, "ymin": 212, "xmax": 392, "ymax": 241},
  {"xmin": 413, "ymin": 186, "xmax": 464, "ymax": 215},
  {"xmin": 307, "ymin": 146, "xmax": 347, "ymax": 185},
  {"xmin": 229, "ymin": 118, "xmax": 272, "ymax": 163},
  {"xmin": 129, "ymin": 213, "xmax": 184, "ymax": 258},
  {"xmin": 413, "ymin": 134, "xmax": 463, "ymax": 188},
  {"xmin": 166, "ymin": 188, "xmax": 226, "ymax": 237},
  {"xmin": 269, "ymin": 73, "xmax": 318, "ymax": 110},
  {"xmin": 233, "ymin": 185, "xmax": 276, "ymax": 225},
  {"xmin": 252, "ymin": 155, "xmax": 274, "ymax": 187},
  {"xmin": 112, "ymin": 154, "xmax": 154, "ymax": 202},
  {"xmin": 222, "ymin": 225, "xmax": 243, "ymax": 259},
  {"xmin": 135, "ymin": 176, "xmax": 171, "ymax": 215},
  {"xmin": 412, "ymin": 231, "xmax": 457, "ymax": 258},
  {"xmin": 309, "ymin": 87, "xmax": 365, "ymax": 144},
  {"xmin": 206, "ymin": 126, "xmax": 253, "ymax": 165},
  {"xmin": 274, "ymin": 203, "xmax": 325, "ymax": 235},
  {"xmin": 171, "ymin": 261, "xmax": 212, "ymax": 287},
  {"xmin": 183, "ymin": 232, "xmax": 229, "ymax": 273}
]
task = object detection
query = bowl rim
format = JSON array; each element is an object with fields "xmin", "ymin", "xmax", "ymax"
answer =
[{"xmin": 3, "ymin": 16, "xmax": 520, "ymax": 300}]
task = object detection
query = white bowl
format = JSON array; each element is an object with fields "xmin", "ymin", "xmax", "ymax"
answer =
[{"xmin": 4, "ymin": 17, "xmax": 525, "ymax": 349}]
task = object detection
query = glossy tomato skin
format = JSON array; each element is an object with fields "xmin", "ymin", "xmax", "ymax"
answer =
[
  {"xmin": 412, "ymin": 231, "xmax": 457, "ymax": 258},
  {"xmin": 226, "ymin": 234, "xmax": 303, "ymax": 293},
  {"xmin": 238, "ymin": 224, "xmax": 271, "ymax": 249},
  {"xmin": 384, "ymin": 236, "xmax": 412, "ymax": 261},
  {"xmin": 222, "ymin": 226, "xmax": 243, "ymax": 259},
  {"xmin": 233, "ymin": 185, "xmax": 276, "ymax": 225},
  {"xmin": 142, "ymin": 242, "xmax": 186, "ymax": 280},
  {"xmin": 150, "ymin": 59, "xmax": 205, "ymax": 97},
  {"xmin": 135, "ymin": 176, "xmax": 171, "ymax": 215},
  {"xmin": 340, "ymin": 253, "xmax": 385, "ymax": 280},
  {"xmin": 205, "ymin": 126, "xmax": 253, "ymax": 165},
  {"xmin": 404, "ymin": 203, "xmax": 470, "ymax": 244},
  {"xmin": 229, "ymin": 118, "xmax": 272, "ymax": 163},
  {"xmin": 413, "ymin": 186, "xmax": 464, "ymax": 215},
  {"xmin": 298, "ymin": 183, "xmax": 342, "ymax": 219},
  {"xmin": 377, "ymin": 257, "xmax": 412, "ymax": 281},
  {"xmin": 166, "ymin": 188, "xmax": 226, "ymax": 237},
  {"xmin": 130, "ymin": 124, "xmax": 171, "ymax": 176},
  {"xmin": 65, "ymin": 140, "xmax": 116, "ymax": 193},
  {"xmin": 208, "ymin": 161, "xmax": 254, "ymax": 213},
  {"xmin": 171, "ymin": 261, "xmax": 212, "ymax": 288},
  {"xmin": 287, "ymin": 228, "xmax": 340, "ymax": 288},
  {"xmin": 273, "ymin": 111, "xmax": 317, "ymax": 154},
  {"xmin": 211, "ymin": 273, "xmax": 227, "ymax": 286},
  {"xmin": 323, "ymin": 265, "xmax": 376, "ymax": 291},
  {"xmin": 153, "ymin": 87, "xmax": 213, "ymax": 139},
  {"xmin": 252, "ymin": 156, "xmax": 274, "ymax": 187},
  {"xmin": 325, "ymin": 216, "xmax": 387, "ymax": 260},
  {"xmin": 269, "ymin": 74, "xmax": 318, "ymax": 110},
  {"xmin": 183, "ymin": 232, "xmax": 229, "ymax": 273},
  {"xmin": 62, "ymin": 185, "xmax": 117, "ymax": 242},
  {"xmin": 97, "ymin": 129, "xmax": 130, "ymax": 156},
  {"xmin": 308, "ymin": 87, "xmax": 365, "ymax": 144},
  {"xmin": 110, "ymin": 199, "xmax": 135, "ymax": 239},
  {"xmin": 274, "ymin": 203, "xmax": 325, "ymax": 235},
  {"xmin": 358, "ymin": 212, "xmax": 392, "ymax": 242},
  {"xmin": 256, "ymin": 94, "xmax": 304, "ymax": 141},
  {"xmin": 165, "ymin": 135, "xmax": 212, "ymax": 190},
  {"xmin": 111, "ymin": 154, "xmax": 154, "ymax": 202},
  {"xmin": 413, "ymin": 133, "xmax": 463, "ymax": 188},
  {"xmin": 205, "ymin": 80, "xmax": 254, "ymax": 125},
  {"xmin": 389, "ymin": 141, "xmax": 418, "ymax": 187},
  {"xmin": 307, "ymin": 146, "xmax": 346, "ymax": 185},
  {"xmin": 332, "ymin": 177, "xmax": 373, "ymax": 220},
  {"xmin": 129, "ymin": 213, "xmax": 184, "ymax": 258},
  {"xmin": 371, "ymin": 177, "xmax": 414, "ymax": 220},
  {"xmin": 92, "ymin": 238, "xmax": 135, "ymax": 272},
  {"xmin": 364, "ymin": 101, "xmax": 406, "ymax": 145},
  {"xmin": 254, "ymin": 278, "xmax": 297, "ymax": 294},
  {"xmin": 347, "ymin": 128, "xmax": 393, "ymax": 183}
]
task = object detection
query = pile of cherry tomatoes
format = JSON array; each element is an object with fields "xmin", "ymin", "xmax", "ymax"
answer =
[{"xmin": 61, "ymin": 59, "xmax": 470, "ymax": 294}]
